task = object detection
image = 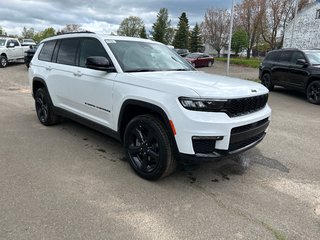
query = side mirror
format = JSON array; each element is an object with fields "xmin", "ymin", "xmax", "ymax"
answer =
[
  {"xmin": 7, "ymin": 43, "xmax": 15, "ymax": 48},
  {"xmin": 296, "ymin": 58, "xmax": 308, "ymax": 66},
  {"xmin": 86, "ymin": 56, "xmax": 116, "ymax": 72}
]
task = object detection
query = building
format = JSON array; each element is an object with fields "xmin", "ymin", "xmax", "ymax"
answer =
[{"xmin": 283, "ymin": 0, "xmax": 320, "ymax": 49}]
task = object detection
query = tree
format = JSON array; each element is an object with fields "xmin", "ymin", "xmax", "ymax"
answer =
[
  {"xmin": 0, "ymin": 26, "xmax": 6, "ymax": 36},
  {"xmin": 234, "ymin": 0, "xmax": 265, "ymax": 58},
  {"xmin": 231, "ymin": 28, "xmax": 249, "ymax": 55},
  {"xmin": 117, "ymin": 16, "xmax": 144, "ymax": 37},
  {"xmin": 152, "ymin": 8, "xmax": 173, "ymax": 44},
  {"xmin": 189, "ymin": 23, "xmax": 202, "ymax": 52},
  {"xmin": 173, "ymin": 12, "xmax": 190, "ymax": 49},
  {"xmin": 139, "ymin": 25, "xmax": 147, "ymax": 39},
  {"xmin": 21, "ymin": 27, "xmax": 35, "ymax": 39},
  {"xmin": 33, "ymin": 27, "xmax": 56, "ymax": 43},
  {"xmin": 61, "ymin": 24, "xmax": 81, "ymax": 33},
  {"xmin": 202, "ymin": 9, "xmax": 230, "ymax": 57}
]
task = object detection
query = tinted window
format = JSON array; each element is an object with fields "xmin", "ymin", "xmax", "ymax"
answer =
[
  {"xmin": 57, "ymin": 38, "xmax": 80, "ymax": 66},
  {"xmin": 291, "ymin": 51, "xmax": 305, "ymax": 64},
  {"xmin": 12, "ymin": 40, "xmax": 19, "ymax": 47},
  {"xmin": 79, "ymin": 38, "xmax": 110, "ymax": 67},
  {"xmin": 39, "ymin": 41, "xmax": 57, "ymax": 62},
  {"xmin": 278, "ymin": 51, "xmax": 293, "ymax": 63},
  {"xmin": 265, "ymin": 51, "xmax": 279, "ymax": 61}
]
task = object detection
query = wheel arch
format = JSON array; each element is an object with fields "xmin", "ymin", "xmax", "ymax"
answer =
[
  {"xmin": 0, "ymin": 53, "xmax": 7, "ymax": 58},
  {"xmin": 305, "ymin": 76, "xmax": 320, "ymax": 91},
  {"xmin": 118, "ymin": 100, "xmax": 178, "ymax": 153}
]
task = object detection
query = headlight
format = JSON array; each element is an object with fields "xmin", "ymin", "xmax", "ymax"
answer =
[{"xmin": 179, "ymin": 97, "xmax": 228, "ymax": 112}]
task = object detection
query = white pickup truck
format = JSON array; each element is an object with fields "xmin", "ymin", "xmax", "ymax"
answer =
[{"xmin": 0, "ymin": 37, "xmax": 30, "ymax": 68}]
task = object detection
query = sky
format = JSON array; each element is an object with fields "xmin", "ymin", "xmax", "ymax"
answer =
[{"xmin": 0, "ymin": 0, "xmax": 240, "ymax": 36}]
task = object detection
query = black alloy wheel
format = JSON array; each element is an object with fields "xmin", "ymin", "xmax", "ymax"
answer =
[
  {"xmin": 261, "ymin": 73, "xmax": 274, "ymax": 91},
  {"xmin": 306, "ymin": 80, "xmax": 320, "ymax": 104},
  {"xmin": 0, "ymin": 56, "xmax": 8, "ymax": 68},
  {"xmin": 124, "ymin": 115, "xmax": 177, "ymax": 180},
  {"xmin": 35, "ymin": 88, "xmax": 60, "ymax": 125}
]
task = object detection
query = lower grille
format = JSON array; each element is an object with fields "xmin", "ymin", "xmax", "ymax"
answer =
[{"xmin": 228, "ymin": 132, "xmax": 265, "ymax": 151}]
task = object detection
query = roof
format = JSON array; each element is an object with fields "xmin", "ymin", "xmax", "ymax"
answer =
[{"xmin": 41, "ymin": 32, "xmax": 158, "ymax": 45}]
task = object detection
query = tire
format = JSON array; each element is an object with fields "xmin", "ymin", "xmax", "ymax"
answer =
[
  {"xmin": 261, "ymin": 73, "xmax": 274, "ymax": 91},
  {"xmin": 207, "ymin": 61, "xmax": 213, "ymax": 67},
  {"xmin": 192, "ymin": 63, "xmax": 196, "ymax": 68},
  {"xmin": 35, "ymin": 88, "xmax": 60, "ymax": 125},
  {"xmin": 0, "ymin": 56, "xmax": 8, "ymax": 68},
  {"xmin": 124, "ymin": 115, "xmax": 177, "ymax": 180},
  {"xmin": 306, "ymin": 80, "xmax": 320, "ymax": 105}
]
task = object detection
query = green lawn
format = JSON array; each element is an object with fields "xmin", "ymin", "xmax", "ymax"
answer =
[{"xmin": 215, "ymin": 57, "xmax": 261, "ymax": 69}]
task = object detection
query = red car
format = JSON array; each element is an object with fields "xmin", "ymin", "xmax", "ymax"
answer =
[{"xmin": 185, "ymin": 52, "xmax": 214, "ymax": 68}]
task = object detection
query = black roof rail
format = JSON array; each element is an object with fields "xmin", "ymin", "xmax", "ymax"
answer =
[{"xmin": 57, "ymin": 31, "xmax": 95, "ymax": 35}]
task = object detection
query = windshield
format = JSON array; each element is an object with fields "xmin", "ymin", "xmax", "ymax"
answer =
[
  {"xmin": 24, "ymin": 39, "xmax": 34, "ymax": 43},
  {"xmin": 0, "ymin": 40, "xmax": 5, "ymax": 47},
  {"xmin": 305, "ymin": 51, "xmax": 320, "ymax": 65},
  {"xmin": 106, "ymin": 40, "xmax": 193, "ymax": 72}
]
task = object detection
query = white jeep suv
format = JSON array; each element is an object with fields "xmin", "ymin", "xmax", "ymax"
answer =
[{"xmin": 29, "ymin": 33, "xmax": 271, "ymax": 180}]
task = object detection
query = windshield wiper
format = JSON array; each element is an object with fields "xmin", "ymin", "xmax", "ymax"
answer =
[
  {"xmin": 125, "ymin": 69, "xmax": 157, "ymax": 73},
  {"xmin": 167, "ymin": 69, "xmax": 191, "ymax": 71}
]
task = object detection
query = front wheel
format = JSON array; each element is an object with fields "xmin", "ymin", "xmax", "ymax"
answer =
[
  {"xmin": 261, "ymin": 73, "xmax": 274, "ymax": 91},
  {"xmin": 0, "ymin": 56, "xmax": 8, "ymax": 68},
  {"xmin": 124, "ymin": 115, "xmax": 177, "ymax": 180},
  {"xmin": 306, "ymin": 81, "xmax": 320, "ymax": 104}
]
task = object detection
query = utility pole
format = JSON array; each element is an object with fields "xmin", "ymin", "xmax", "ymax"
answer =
[{"xmin": 227, "ymin": 0, "xmax": 235, "ymax": 75}]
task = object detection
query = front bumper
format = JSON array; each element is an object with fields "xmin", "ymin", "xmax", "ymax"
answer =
[{"xmin": 171, "ymin": 103, "xmax": 271, "ymax": 157}]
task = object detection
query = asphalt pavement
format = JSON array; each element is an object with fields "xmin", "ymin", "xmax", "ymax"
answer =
[{"xmin": 0, "ymin": 62, "xmax": 319, "ymax": 240}]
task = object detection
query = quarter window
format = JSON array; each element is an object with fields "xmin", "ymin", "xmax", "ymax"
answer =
[
  {"xmin": 265, "ymin": 52, "xmax": 279, "ymax": 61},
  {"xmin": 316, "ymin": 9, "xmax": 320, "ymax": 19},
  {"xmin": 79, "ymin": 38, "xmax": 110, "ymax": 67},
  {"xmin": 57, "ymin": 38, "xmax": 80, "ymax": 66},
  {"xmin": 38, "ymin": 41, "xmax": 57, "ymax": 62}
]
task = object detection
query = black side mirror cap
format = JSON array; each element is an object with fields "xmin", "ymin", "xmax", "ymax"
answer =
[{"xmin": 86, "ymin": 56, "xmax": 116, "ymax": 72}]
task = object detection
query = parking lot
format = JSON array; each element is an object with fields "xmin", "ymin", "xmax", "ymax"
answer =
[{"xmin": 0, "ymin": 62, "xmax": 319, "ymax": 240}]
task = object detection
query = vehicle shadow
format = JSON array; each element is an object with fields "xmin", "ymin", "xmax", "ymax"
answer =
[{"xmin": 272, "ymin": 86, "xmax": 307, "ymax": 102}]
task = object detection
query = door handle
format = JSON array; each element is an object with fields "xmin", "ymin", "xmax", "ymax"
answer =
[
  {"xmin": 45, "ymin": 66, "xmax": 52, "ymax": 71},
  {"xmin": 73, "ymin": 71, "xmax": 82, "ymax": 77}
]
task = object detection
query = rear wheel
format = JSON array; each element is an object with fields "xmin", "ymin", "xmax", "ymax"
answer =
[
  {"xmin": 261, "ymin": 73, "xmax": 274, "ymax": 91},
  {"xmin": 35, "ymin": 88, "xmax": 60, "ymax": 125},
  {"xmin": 0, "ymin": 56, "xmax": 8, "ymax": 68},
  {"xmin": 124, "ymin": 115, "xmax": 177, "ymax": 180},
  {"xmin": 207, "ymin": 61, "xmax": 213, "ymax": 67},
  {"xmin": 306, "ymin": 80, "xmax": 320, "ymax": 104},
  {"xmin": 192, "ymin": 62, "xmax": 196, "ymax": 68}
]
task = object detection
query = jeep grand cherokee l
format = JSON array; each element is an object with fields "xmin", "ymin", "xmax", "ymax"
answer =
[
  {"xmin": 29, "ymin": 33, "xmax": 271, "ymax": 180},
  {"xmin": 259, "ymin": 48, "xmax": 320, "ymax": 104}
]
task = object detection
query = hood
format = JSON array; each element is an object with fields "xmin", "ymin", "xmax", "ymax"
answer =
[{"xmin": 124, "ymin": 71, "xmax": 268, "ymax": 99}]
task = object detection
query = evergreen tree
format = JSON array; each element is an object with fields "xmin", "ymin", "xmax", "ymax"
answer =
[
  {"xmin": 152, "ymin": 8, "xmax": 172, "ymax": 44},
  {"xmin": 173, "ymin": 12, "xmax": 189, "ymax": 49},
  {"xmin": 189, "ymin": 23, "xmax": 202, "ymax": 52},
  {"xmin": 139, "ymin": 25, "xmax": 147, "ymax": 39}
]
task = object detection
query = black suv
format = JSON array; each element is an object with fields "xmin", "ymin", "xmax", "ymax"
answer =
[{"xmin": 259, "ymin": 49, "xmax": 320, "ymax": 104}]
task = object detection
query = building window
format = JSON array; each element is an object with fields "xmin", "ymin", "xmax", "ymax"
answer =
[{"xmin": 316, "ymin": 9, "xmax": 320, "ymax": 19}]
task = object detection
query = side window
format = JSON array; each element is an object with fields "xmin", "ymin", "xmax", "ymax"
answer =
[
  {"xmin": 316, "ymin": 9, "xmax": 320, "ymax": 19},
  {"xmin": 79, "ymin": 38, "xmax": 110, "ymax": 67},
  {"xmin": 38, "ymin": 41, "xmax": 57, "ymax": 62},
  {"xmin": 57, "ymin": 38, "xmax": 80, "ymax": 66},
  {"xmin": 265, "ymin": 52, "xmax": 279, "ymax": 61},
  {"xmin": 12, "ymin": 40, "xmax": 19, "ymax": 47},
  {"xmin": 291, "ymin": 51, "xmax": 305, "ymax": 64},
  {"xmin": 278, "ymin": 51, "xmax": 293, "ymax": 63}
]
